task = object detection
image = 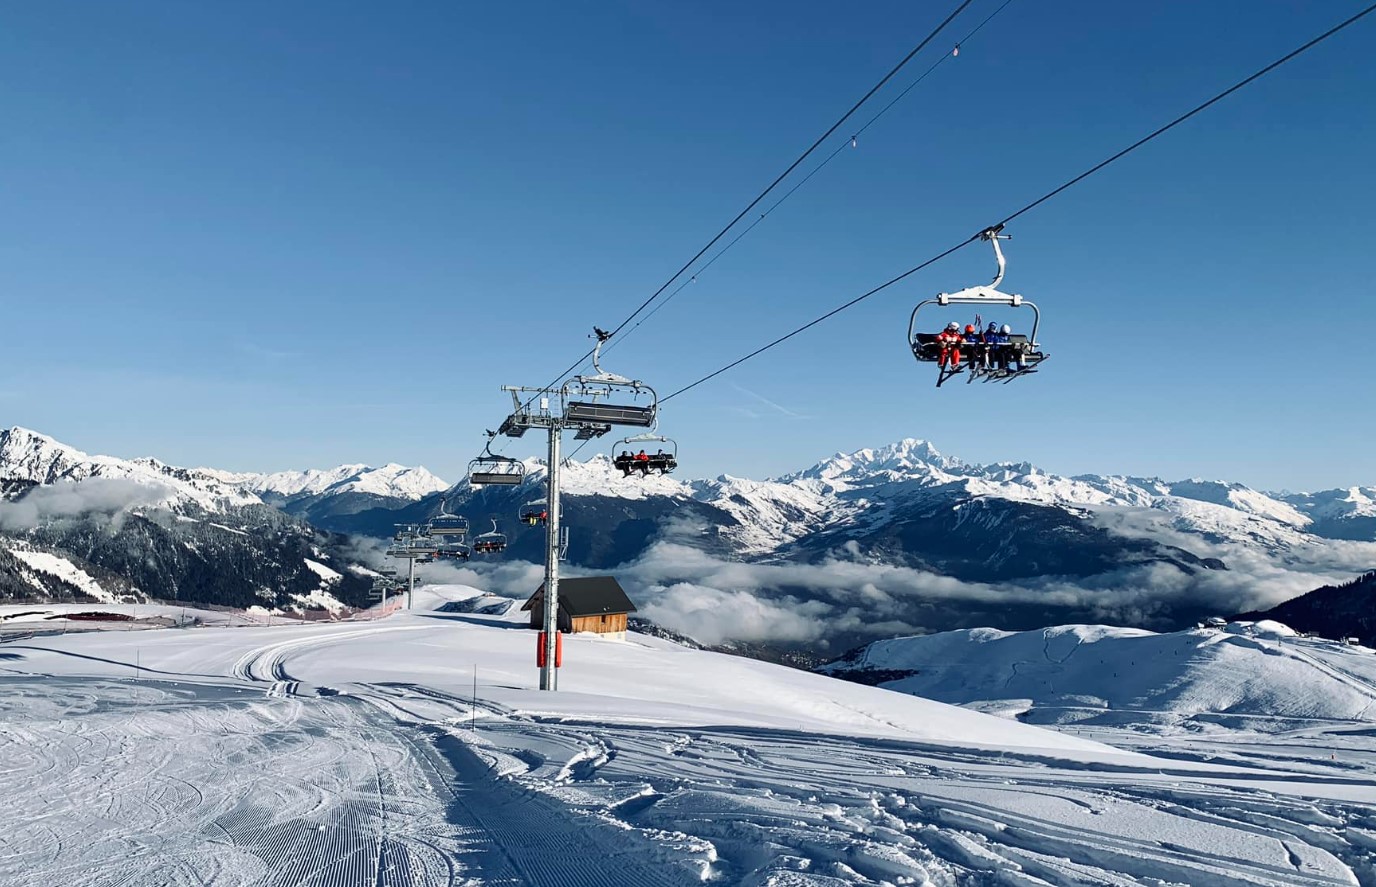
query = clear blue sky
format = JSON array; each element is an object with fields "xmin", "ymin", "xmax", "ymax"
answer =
[{"xmin": 2, "ymin": 1, "xmax": 1373, "ymax": 491}]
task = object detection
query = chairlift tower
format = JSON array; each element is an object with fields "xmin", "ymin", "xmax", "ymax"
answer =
[
  {"xmin": 496, "ymin": 329, "xmax": 658, "ymax": 690},
  {"xmin": 386, "ymin": 524, "xmax": 435, "ymax": 609}
]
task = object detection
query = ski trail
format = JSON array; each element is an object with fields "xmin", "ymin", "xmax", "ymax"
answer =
[
  {"xmin": 0, "ymin": 677, "xmax": 465, "ymax": 887},
  {"xmin": 468, "ymin": 721, "xmax": 1369, "ymax": 886},
  {"xmin": 229, "ymin": 625, "xmax": 432, "ymax": 695},
  {"xmin": 422, "ymin": 728, "xmax": 701, "ymax": 887}
]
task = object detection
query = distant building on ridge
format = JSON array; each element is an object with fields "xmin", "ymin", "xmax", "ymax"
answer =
[{"xmin": 522, "ymin": 576, "xmax": 637, "ymax": 640}]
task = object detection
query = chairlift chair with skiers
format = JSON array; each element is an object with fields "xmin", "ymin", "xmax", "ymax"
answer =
[
  {"xmin": 519, "ymin": 499, "xmax": 550, "ymax": 526},
  {"xmin": 434, "ymin": 541, "xmax": 471, "ymax": 561},
  {"xmin": 908, "ymin": 225, "xmax": 1049, "ymax": 388},
  {"xmin": 611, "ymin": 429, "xmax": 678, "ymax": 477},
  {"xmin": 473, "ymin": 519, "xmax": 508, "ymax": 555}
]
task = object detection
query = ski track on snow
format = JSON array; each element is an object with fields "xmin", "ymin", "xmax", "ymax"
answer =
[{"xmin": 6, "ymin": 594, "xmax": 1376, "ymax": 886}]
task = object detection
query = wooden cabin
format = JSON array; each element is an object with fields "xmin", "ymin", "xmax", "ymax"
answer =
[{"xmin": 522, "ymin": 576, "xmax": 637, "ymax": 640}]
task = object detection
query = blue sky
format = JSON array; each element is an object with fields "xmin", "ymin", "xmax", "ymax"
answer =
[{"xmin": 2, "ymin": 1, "xmax": 1373, "ymax": 491}]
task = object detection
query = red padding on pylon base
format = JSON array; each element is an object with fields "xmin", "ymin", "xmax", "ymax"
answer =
[
  {"xmin": 536, "ymin": 631, "xmax": 564, "ymax": 668},
  {"xmin": 537, "ymin": 632, "xmax": 565, "ymax": 668}
]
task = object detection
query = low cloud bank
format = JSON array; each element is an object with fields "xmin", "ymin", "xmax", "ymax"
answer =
[
  {"xmin": 0, "ymin": 478, "xmax": 175, "ymax": 531},
  {"xmin": 447, "ymin": 534, "xmax": 1376, "ymax": 650}
]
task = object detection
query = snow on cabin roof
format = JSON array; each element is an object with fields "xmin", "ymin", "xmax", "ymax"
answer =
[{"xmin": 523, "ymin": 576, "xmax": 637, "ymax": 617}]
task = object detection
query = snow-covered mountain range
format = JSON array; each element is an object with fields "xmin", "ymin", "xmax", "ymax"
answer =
[
  {"xmin": 277, "ymin": 437, "xmax": 1375, "ymax": 649},
  {"xmin": 3, "ymin": 426, "xmax": 1373, "ymax": 646},
  {"xmin": 0, "ymin": 427, "xmax": 448, "ymax": 513},
  {"xmin": 0, "ymin": 426, "xmax": 260, "ymax": 511},
  {"xmin": 330, "ymin": 437, "xmax": 1375, "ymax": 553},
  {"xmin": 0, "ymin": 427, "xmax": 377, "ymax": 610}
]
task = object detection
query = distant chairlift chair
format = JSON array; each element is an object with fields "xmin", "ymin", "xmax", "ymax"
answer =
[
  {"xmin": 612, "ymin": 429, "xmax": 678, "ymax": 477},
  {"xmin": 424, "ymin": 499, "xmax": 470, "ymax": 537},
  {"xmin": 519, "ymin": 500, "xmax": 550, "ymax": 527},
  {"xmin": 469, "ymin": 433, "xmax": 525, "ymax": 487},
  {"xmin": 473, "ymin": 520, "xmax": 508, "ymax": 555}
]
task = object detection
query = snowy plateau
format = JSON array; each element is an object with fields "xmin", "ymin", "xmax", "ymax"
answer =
[{"xmin": 6, "ymin": 587, "xmax": 1376, "ymax": 887}]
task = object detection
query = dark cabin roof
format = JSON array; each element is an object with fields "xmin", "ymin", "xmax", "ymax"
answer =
[{"xmin": 522, "ymin": 576, "xmax": 637, "ymax": 617}]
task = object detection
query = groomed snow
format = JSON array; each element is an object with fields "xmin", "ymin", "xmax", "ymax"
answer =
[{"xmin": 4, "ymin": 586, "xmax": 1375, "ymax": 886}]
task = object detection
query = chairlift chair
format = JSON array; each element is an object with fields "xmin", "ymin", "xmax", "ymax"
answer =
[
  {"xmin": 468, "ymin": 434, "xmax": 525, "ymax": 486},
  {"xmin": 387, "ymin": 539, "xmax": 437, "ymax": 559},
  {"xmin": 908, "ymin": 226, "xmax": 1049, "ymax": 388},
  {"xmin": 424, "ymin": 499, "xmax": 470, "ymax": 537},
  {"xmin": 435, "ymin": 542, "xmax": 471, "ymax": 561},
  {"xmin": 611, "ymin": 431, "xmax": 678, "ymax": 477},
  {"xmin": 473, "ymin": 519, "xmax": 508, "ymax": 555},
  {"xmin": 519, "ymin": 499, "xmax": 550, "ymax": 527},
  {"xmin": 564, "ymin": 328, "xmax": 658, "ymax": 429}
]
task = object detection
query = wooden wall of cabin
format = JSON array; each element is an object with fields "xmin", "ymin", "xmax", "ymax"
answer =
[{"xmin": 568, "ymin": 613, "xmax": 628, "ymax": 634}]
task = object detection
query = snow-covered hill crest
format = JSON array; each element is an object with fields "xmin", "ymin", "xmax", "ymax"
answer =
[{"xmin": 822, "ymin": 621, "xmax": 1376, "ymax": 730}]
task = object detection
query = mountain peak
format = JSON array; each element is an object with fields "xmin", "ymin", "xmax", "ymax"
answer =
[{"xmin": 782, "ymin": 438, "xmax": 956, "ymax": 489}]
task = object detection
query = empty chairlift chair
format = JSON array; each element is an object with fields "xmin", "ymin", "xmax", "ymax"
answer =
[
  {"xmin": 424, "ymin": 499, "xmax": 470, "ymax": 537},
  {"xmin": 468, "ymin": 434, "xmax": 525, "ymax": 487},
  {"xmin": 564, "ymin": 327, "xmax": 659, "ymax": 434}
]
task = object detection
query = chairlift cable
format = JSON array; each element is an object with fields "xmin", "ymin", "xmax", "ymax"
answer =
[
  {"xmin": 504, "ymin": 0, "xmax": 980, "ymax": 418},
  {"xmin": 662, "ymin": 238, "xmax": 977, "ymax": 402},
  {"xmin": 601, "ymin": 0, "xmax": 977, "ymax": 344},
  {"xmin": 563, "ymin": 438, "xmax": 594, "ymax": 465},
  {"xmin": 992, "ymin": 1, "xmax": 1376, "ymax": 230},
  {"xmin": 661, "ymin": 2, "xmax": 1376, "ymax": 403},
  {"xmin": 850, "ymin": 0, "xmax": 1016, "ymax": 147},
  {"xmin": 600, "ymin": 0, "xmax": 1020, "ymax": 360}
]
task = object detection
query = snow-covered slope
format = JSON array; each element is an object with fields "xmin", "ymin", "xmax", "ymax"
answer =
[
  {"xmin": 823, "ymin": 621, "xmax": 1376, "ymax": 730},
  {"xmin": 9, "ymin": 586, "xmax": 1376, "ymax": 887}
]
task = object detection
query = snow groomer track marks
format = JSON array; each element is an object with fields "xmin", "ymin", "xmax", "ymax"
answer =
[{"xmin": 0, "ymin": 679, "xmax": 463, "ymax": 887}]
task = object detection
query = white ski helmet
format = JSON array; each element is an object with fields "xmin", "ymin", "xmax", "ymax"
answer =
[
  {"xmin": 946, "ymin": 321, "xmax": 960, "ymax": 331},
  {"xmin": 1000, "ymin": 324, "xmax": 1011, "ymax": 334}
]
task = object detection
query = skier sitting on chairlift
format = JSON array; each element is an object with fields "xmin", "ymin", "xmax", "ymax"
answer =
[
  {"xmin": 982, "ymin": 322, "xmax": 1002, "ymax": 369},
  {"xmin": 989, "ymin": 323, "xmax": 1025, "ymax": 372},
  {"xmin": 963, "ymin": 324, "xmax": 984, "ymax": 371},
  {"xmin": 936, "ymin": 322, "xmax": 964, "ymax": 371},
  {"xmin": 615, "ymin": 450, "xmax": 633, "ymax": 477}
]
